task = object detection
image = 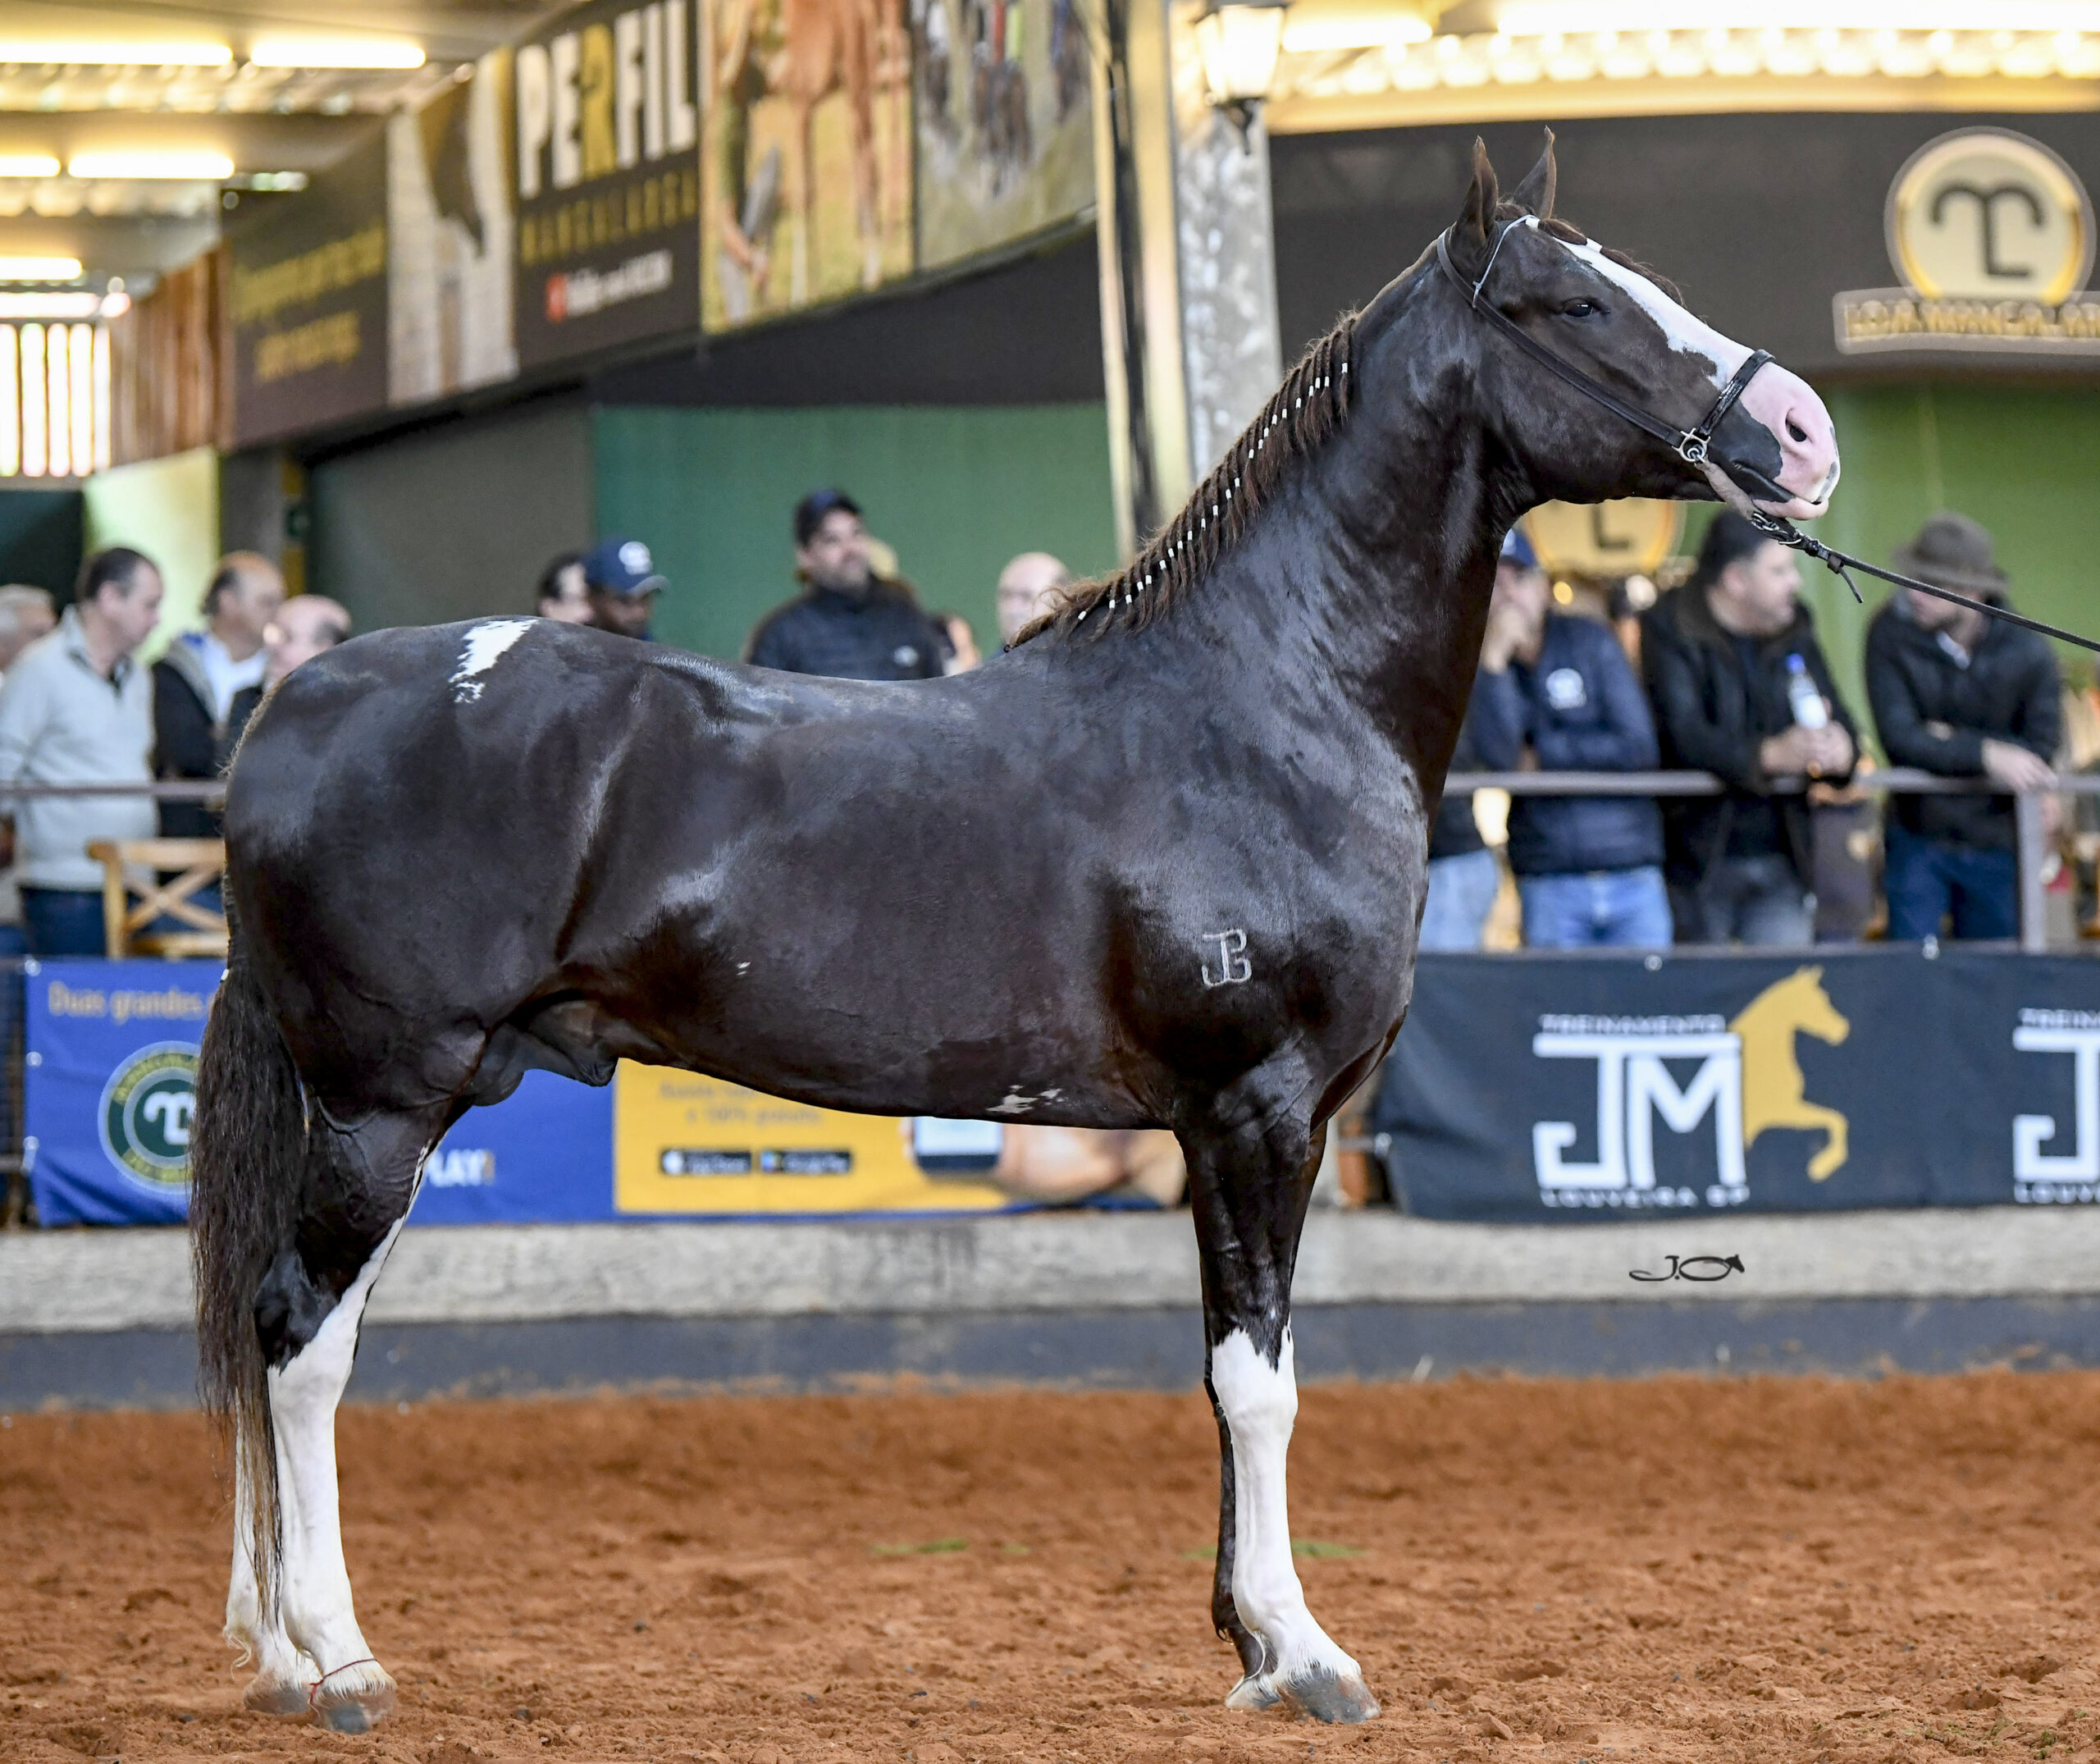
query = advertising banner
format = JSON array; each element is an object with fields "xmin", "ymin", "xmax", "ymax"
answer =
[
  {"xmin": 23, "ymin": 962, "xmax": 1011, "ymax": 1227},
  {"xmin": 1376, "ymin": 950, "xmax": 2100, "ymax": 1222},
  {"xmin": 228, "ymin": 133, "xmax": 390, "ymax": 446},
  {"xmin": 388, "ymin": 49, "xmax": 519, "ymax": 404},
  {"xmin": 911, "ymin": 0, "xmax": 1093, "ymax": 272},
  {"xmin": 614, "ymin": 1064, "xmax": 1009, "ymax": 1214},
  {"xmin": 700, "ymin": 0, "xmax": 913, "ymax": 328},
  {"xmin": 514, "ymin": 0, "xmax": 704, "ymax": 370}
]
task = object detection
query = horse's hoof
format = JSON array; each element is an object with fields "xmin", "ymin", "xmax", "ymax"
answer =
[
  {"xmin": 1280, "ymin": 1666, "xmax": 1381, "ymax": 1725},
  {"xmin": 1226, "ymin": 1672, "xmax": 1285, "ymax": 1712},
  {"xmin": 308, "ymin": 1663, "xmax": 396, "ymax": 1733},
  {"xmin": 241, "ymin": 1675, "xmax": 310, "ymax": 1717}
]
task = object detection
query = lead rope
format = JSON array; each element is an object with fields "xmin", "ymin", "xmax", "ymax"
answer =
[
  {"xmin": 309, "ymin": 1657, "xmax": 380, "ymax": 1710},
  {"xmin": 1746, "ymin": 513, "xmax": 2100, "ymax": 656}
]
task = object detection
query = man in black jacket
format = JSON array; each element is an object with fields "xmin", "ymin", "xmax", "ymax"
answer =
[
  {"xmin": 746, "ymin": 489, "xmax": 949, "ymax": 681},
  {"xmin": 1472, "ymin": 530, "xmax": 1670, "ymax": 948},
  {"xmin": 1866, "ymin": 512, "xmax": 2059, "ymax": 942},
  {"xmin": 1642, "ymin": 513, "xmax": 1857, "ymax": 945}
]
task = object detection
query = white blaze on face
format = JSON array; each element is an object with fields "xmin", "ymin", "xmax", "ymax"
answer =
[
  {"xmin": 451, "ymin": 619, "xmax": 535, "ymax": 704},
  {"xmin": 1210, "ymin": 1328, "xmax": 1369, "ymax": 1702},
  {"xmin": 1529, "ymin": 219, "xmax": 1751, "ymax": 391}
]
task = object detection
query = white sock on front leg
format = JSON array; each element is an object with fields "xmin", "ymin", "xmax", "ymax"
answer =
[{"xmin": 1211, "ymin": 1327, "xmax": 1377, "ymax": 1721}]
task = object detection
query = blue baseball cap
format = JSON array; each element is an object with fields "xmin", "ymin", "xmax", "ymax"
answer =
[
  {"xmin": 1500, "ymin": 527, "xmax": 1539, "ymax": 571},
  {"xmin": 582, "ymin": 536, "xmax": 666, "ymax": 597}
]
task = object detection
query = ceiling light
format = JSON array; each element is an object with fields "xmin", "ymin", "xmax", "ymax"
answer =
[
  {"xmin": 0, "ymin": 157, "xmax": 59, "ymax": 179},
  {"xmin": 247, "ymin": 38, "xmax": 426, "ymax": 70},
  {"xmin": 1282, "ymin": 9, "xmax": 1432, "ymax": 52},
  {"xmin": 0, "ymin": 41, "xmax": 231, "ymax": 66},
  {"xmin": 1194, "ymin": 0, "xmax": 1291, "ymax": 135},
  {"xmin": 66, "ymin": 152, "xmax": 235, "ymax": 181},
  {"xmin": 1497, "ymin": 2, "xmax": 2100, "ymax": 30},
  {"xmin": 0, "ymin": 292, "xmax": 109, "ymax": 320},
  {"xmin": 0, "ymin": 258, "xmax": 80, "ymax": 281}
]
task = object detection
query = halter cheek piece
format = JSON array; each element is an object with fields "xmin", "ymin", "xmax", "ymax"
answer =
[{"xmin": 1439, "ymin": 218, "xmax": 2100, "ymax": 655}]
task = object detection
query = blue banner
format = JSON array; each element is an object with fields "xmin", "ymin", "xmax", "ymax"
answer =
[{"xmin": 23, "ymin": 961, "xmax": 614, "ymax": 1227}]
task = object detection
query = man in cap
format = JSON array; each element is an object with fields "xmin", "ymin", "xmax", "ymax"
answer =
[
  {"xmin": 1472, "ymin": 528, "xmax": 1672, "ymax": 948},
  {"xmin": 746, "ymin": 488, "xmax": 950, "ymax": 681},
  {"xmin": 1867, "ymin": 511, "xmax": 2060, "ymax": 941},
  {"xmin": 584, "ymin": 537, "xmax": 666, "ymax": 640}
]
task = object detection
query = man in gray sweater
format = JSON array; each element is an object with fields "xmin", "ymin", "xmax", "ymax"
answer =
[{"xmin": 0, "ymin": 547, "xmax": 164, "ymax": 955}]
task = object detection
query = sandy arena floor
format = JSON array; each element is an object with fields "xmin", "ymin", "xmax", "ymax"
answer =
[{"xmin": 5, "ymin": 1372, "xmax": 2100, "ymax": 1762}]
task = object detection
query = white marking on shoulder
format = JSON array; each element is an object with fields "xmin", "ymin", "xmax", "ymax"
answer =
[
  {"xmin": 450, "ymin": 619, "xmax": 534, "ymax": 704},
  {"xmin": 1541, "ymin": 221, "xmax": 1751, "ymax": 389},
  {"xmin": 989, "ymin": 1090, "xmax": 1036, "ymax": 1116}
]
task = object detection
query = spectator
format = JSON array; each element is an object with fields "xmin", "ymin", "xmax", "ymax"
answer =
[
  {"xmin": 1643, "ymin": 512, "xmax": 1857, "ymax": 945},
  {"xmin": 1472, "ymin": 530, "xmax": 1671, "ymax": 948},
  {"xmin": 1867, "ymin": 511, "xmax": 2061, "ymax": 942},
  {"xmin": 0, "ymin": 585, "xmax": 54, "ymax": 674},
  {"xmin": 995, "ymin": 551, "xmax": 1073, "ymax": 648},
  {"xmin": 153, "ymin": 552, "xmax": 283, "ymax": 839},
  {"xmin": 536, "ymin": 552, "xmax": 592, "ymax": 624},
  {"xmin": 1419, "ymin": 694, "xmax": 1497, "ymax": 951},
  {"xmin": 930, "ymin": 613, "xmax": 983, "ymax": 674},
  {"xmin": 0, "ymin": 547, "xmax": 163, "ymax": 956},
  {"xmin": 223, "ymin": 596, "xmax": 353, "ymax": 761},
  {"xmin": 583, "ymin": 537, "xmax": 666, "ymax": 639},
  {"xmin": 748, "ymin": 489, "xmax": 949, "ymax": 679}
]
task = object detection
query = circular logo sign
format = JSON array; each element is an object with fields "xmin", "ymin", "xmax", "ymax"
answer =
[
  {"xmin": 1888, "ymin": 129, "xmax": 2094, "ymax": 304},
  {"xmin": 98, "ymin": 1042, "xmax": 199, "ymax": 1194},
  {"xmin": 1522, "ymin": 499, "xmax": 1683, "ymax": 578}
]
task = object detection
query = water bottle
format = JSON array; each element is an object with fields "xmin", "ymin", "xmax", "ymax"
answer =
[{"xmin": 1784, "ymin": 653, "xmax": 1828, "ymax": 730}]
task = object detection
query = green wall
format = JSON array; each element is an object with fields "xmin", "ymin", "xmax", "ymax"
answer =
[
  {"xmin": 1680, "ymin": 381, "xmax": 2100, "ymax": 729},
  {"xmin": 591, "ymin": 404, "xmax": 1119, "ymax": 660}
]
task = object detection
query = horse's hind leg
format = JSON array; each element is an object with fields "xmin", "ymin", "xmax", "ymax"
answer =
[
  {"xmin": 259, "ymin": 1107, "xmax": 436, "ymax": 1732},
  {"xmin": 226, "ymin": 1437, "xmax": 314, "ymax": 1713},
  {"xmin": 1185, "ymin": 1108, "xmax": 1379, "ymax": 1725}
]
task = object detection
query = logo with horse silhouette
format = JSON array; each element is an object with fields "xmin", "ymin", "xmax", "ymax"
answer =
[{"xmin": 1532, "ymin": 966, "xmax": 1850, "ymax": 1209}]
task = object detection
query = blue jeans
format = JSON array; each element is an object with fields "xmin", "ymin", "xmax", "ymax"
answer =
[
  {"xmin": 21, "ymin": 887, "xmax": 107, "ymax": 957},
  {"xmin": 1884, "ymin": 825, "xmax": 2018, "ymax": 942},
  {"xmin": 1420, "ymin": 848, "xmax": 1500, "ymax": 951},
  {"xmin": 1519, "ymin": 865, "xmax": 1673, "ymax": 949},
  {"xmin": 1670, "ymin": 853, "xmax": 1816, "ymax": 947}
]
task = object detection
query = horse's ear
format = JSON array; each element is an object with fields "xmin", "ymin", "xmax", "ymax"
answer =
[
  {"xmin": 1449, "ymin": 137, "xmax": 1500, "ymax": 275},
  {"xmin": 1509, "ymin": 127, "xmax": 1556, "ymax": 220}
]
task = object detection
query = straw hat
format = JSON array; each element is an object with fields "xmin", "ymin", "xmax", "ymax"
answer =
[{"xmin": 1891, "ymin": 512, "xmax": 2007, "ymax": 597}]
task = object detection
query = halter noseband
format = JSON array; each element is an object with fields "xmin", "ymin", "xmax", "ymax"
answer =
[
  {"xmin": 1436, "ymin": 220, "xmax": 1773, "ymax": 473},
  {"xmin": 1439, "ymin": 218, "xmax": 2100, "ymax": 656}
]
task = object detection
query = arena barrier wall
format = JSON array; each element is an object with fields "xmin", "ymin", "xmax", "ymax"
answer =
[{"xmin": 1378, "ymin": 947, "xmax": 2100, "ymax": 1221}]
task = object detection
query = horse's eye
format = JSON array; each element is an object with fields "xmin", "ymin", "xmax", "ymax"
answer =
[{"xmin": 1560, "ymin": 299, "xmax": 1600, "ymax": 318}]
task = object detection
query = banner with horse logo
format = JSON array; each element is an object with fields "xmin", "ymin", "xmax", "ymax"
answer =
[{"xmin": 1376, "ymin": 950, "xmax": 2100, "ymax": 1220}]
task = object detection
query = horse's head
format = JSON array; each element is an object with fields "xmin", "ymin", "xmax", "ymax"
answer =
[
  {"xmin": 1774, "ymin": 964, "xmax": 1851, "ymax": 1046},
  {"xmin": 1399, "ymin": 135, "xmax": 1839, "ymax": 522}
]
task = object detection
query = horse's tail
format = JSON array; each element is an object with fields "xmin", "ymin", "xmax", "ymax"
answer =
[{"xmin": 189, "ymin": 919, "xmax": 305, "ymax": 1611}]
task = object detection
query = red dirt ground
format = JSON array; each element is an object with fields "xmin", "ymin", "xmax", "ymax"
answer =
[{"xmin": 6, "ymin": 1373, "xmax": 2100, "ymax": 1763}]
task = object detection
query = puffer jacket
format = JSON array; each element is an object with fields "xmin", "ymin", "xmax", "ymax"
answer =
[
  {"xmin": 1866, "ymin": 592, "xmax": 2060, "ymax": 850},
  {"xmin": 1470, "ymin": 612, "xmax": 1664, "ymax": 878}
]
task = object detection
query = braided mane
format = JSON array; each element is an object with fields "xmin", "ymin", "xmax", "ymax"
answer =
[{"xmin": 1015, "ymin": 312, "xmax": 1359, "ymax": 644}]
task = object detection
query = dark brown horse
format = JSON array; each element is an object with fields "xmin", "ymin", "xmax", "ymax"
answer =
[{"xmin": 190, "ymin": 136, "xmax": 1839, "ymax": 1733}]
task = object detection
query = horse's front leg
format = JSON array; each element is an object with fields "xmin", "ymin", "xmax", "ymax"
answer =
[{"xmin": 1185, "ymin": 1113, "xmax": 1380, "ymax": 1725}]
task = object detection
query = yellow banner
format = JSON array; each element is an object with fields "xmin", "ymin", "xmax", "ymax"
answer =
[{"xmin": 613, "ymin": 1062, "xmax": 1012, "ymax": 1216}]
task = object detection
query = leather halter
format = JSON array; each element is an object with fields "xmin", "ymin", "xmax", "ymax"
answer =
[
  {"xmin": 1435, "ymin": 220, "xmax": 1772, "ymax": 471},
  {"xmin": 1437, "ymin": 219, "xmax": 2100, "ymax": 655}
]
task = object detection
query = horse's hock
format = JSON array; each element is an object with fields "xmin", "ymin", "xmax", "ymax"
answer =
[{"xmin": 4, "ymin": 1373, "xmax": 2096, "ymax": 1761}]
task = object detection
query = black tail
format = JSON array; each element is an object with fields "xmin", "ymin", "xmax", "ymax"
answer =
[{"xmin": 190, "ymin": 929, "xmax": 306, "ymax": 1614}]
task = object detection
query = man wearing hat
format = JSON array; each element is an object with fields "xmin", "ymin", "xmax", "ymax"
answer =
[
  {"xmin": 1471, "ymin": 528, "xmax": 1672, "ymax": 948},
  {"xmin": 1867, "ymin": 511, "xmax": 2061, "ymax": 941},
  {"xmin": 583, "ymin": 537, "xmax": 666, "ymax": 640},
  {"xmin": 746, "ymin": 488, "xmax": 949, "ymax": 682}
]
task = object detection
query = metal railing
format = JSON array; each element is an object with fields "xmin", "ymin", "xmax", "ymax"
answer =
[{"xmin": 1445, "ymin": 767, "xmax": 2100, "ymax": 954}]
